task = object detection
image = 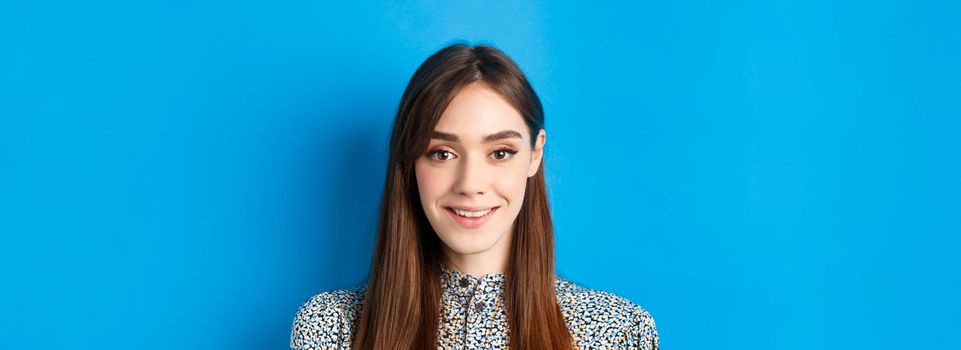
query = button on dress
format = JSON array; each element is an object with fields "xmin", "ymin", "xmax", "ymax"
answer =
[{"xmin": 290, "ymin": 263, "xmax": 659, "ymax": 349}]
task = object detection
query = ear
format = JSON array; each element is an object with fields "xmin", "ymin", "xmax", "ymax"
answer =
[{"xmin": 527, "ymin": 128, "xmax": 546, "ymax": 177}]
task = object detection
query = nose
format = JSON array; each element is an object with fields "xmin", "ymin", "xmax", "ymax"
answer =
[{"xmin": 453, "ymin": 154, "xmax": 487, "ymax": 197}]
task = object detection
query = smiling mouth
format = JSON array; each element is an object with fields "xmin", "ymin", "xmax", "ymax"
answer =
[
  {"xmin": 450, "ymin": 207, "xmax": 494, "ymax": 217},
  {"xmin": 444, "ymin": 206, "xmax": 499, "ymax": 228}
]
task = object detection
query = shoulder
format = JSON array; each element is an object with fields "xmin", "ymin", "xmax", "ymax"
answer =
[
  {"xmin": 290, "ymin": 286, "xmax": 367, "ymax": 350},
  {"xmin": 555, "ymin": 278, "xmax": 660, "ymax": 350}
]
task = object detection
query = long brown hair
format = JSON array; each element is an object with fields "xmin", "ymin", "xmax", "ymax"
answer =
[{"xmin": 351, "ymin": 43, "xmax": 573, "ymax": 350}]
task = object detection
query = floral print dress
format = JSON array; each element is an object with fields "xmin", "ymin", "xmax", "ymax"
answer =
[{"xmin": 290, "ymin": 263, "xmax": 659, "ymax": 349}]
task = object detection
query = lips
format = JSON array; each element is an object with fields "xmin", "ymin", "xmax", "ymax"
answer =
[
  {"xmin": 444, "ymin": 206, "xmax": 499, "ymax": 229},
  {"xmin": 446, "ymin": 205, "xmax": 497, "ymax": 212}
]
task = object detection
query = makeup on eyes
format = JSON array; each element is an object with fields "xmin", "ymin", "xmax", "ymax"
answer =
[{"xmin": 425, "ymin": 146, "xmax": 518, "ymax": 161}]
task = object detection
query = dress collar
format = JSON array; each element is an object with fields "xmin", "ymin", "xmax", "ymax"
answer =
[{"xmin": 438, "ymin": 262, "xmax": 505, "ymax": 297}]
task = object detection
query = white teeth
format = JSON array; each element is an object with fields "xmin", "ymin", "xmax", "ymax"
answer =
[{"xmin": 452, "ymin": 208, "xmax": 492, "ymax": 217}]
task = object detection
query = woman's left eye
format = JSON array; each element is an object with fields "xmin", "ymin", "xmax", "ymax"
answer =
[{"xmin": 490, "ymin": 147, "xmax": 518, "ymax": 160}]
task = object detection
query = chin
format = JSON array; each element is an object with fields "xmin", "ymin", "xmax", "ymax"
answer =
[{"xmin": 436, "ymin": 228, "xmax": 508, "ymax": 255}]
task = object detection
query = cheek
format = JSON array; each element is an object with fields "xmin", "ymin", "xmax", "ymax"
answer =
[
  {"xmin": 414, "ymin": 162, "xmax": 447, "ymax": 204},
  {"xmin": 493, "ymin": 163, "xmax": 530, "ymax": 201}
]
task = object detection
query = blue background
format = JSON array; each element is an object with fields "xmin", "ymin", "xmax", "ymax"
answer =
[{"xmin": 2, "ymin": 1, "xmax": 959, "ymax": 349}]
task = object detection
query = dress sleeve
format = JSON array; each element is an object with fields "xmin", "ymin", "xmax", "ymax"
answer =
[
  {"xmin": 289, "ymin": 293, "xmax": 348, "ymax": 350},
  {"xmin": 627, "ymin": 306, "xmax": 660, "ymax": 350}
]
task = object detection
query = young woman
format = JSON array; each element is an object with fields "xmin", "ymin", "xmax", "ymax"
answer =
[{"xmin": 290, "ymin": 43, "xmax": 659, "ymax": 350}]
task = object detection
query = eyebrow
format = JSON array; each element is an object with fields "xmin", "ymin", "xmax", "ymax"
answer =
[{"xmin": 431, "ymin": 130, "xmax": 523, "ymax": 143}]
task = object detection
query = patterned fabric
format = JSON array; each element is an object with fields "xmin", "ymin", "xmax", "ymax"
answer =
[{"xmin": 290, "ymin": 263, "xmax": 659, "ymax": 349}]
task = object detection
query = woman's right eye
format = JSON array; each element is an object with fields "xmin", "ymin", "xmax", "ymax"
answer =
[{"xmin": 426, "ymin": 149, "xmax": 456, "ymax": 161}]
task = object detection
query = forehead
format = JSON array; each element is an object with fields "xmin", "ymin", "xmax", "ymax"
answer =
[{"xmin": 432, "ymin": 83, "xmax": 528, "ymax": 143}]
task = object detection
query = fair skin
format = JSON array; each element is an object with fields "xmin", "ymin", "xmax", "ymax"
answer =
[{"xmin": 415, "ymin": 82, "xmax": 546, "ymax": 278}]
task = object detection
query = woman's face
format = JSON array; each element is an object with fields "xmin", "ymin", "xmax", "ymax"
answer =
[{"xmin": 415, "ymin": 83, "xmax": 545, "ymax": 270}]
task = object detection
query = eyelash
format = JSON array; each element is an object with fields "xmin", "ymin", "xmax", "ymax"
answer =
[{"xmin": 425, "ymin": 147, "xmax": 519, "ymax": 162}]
